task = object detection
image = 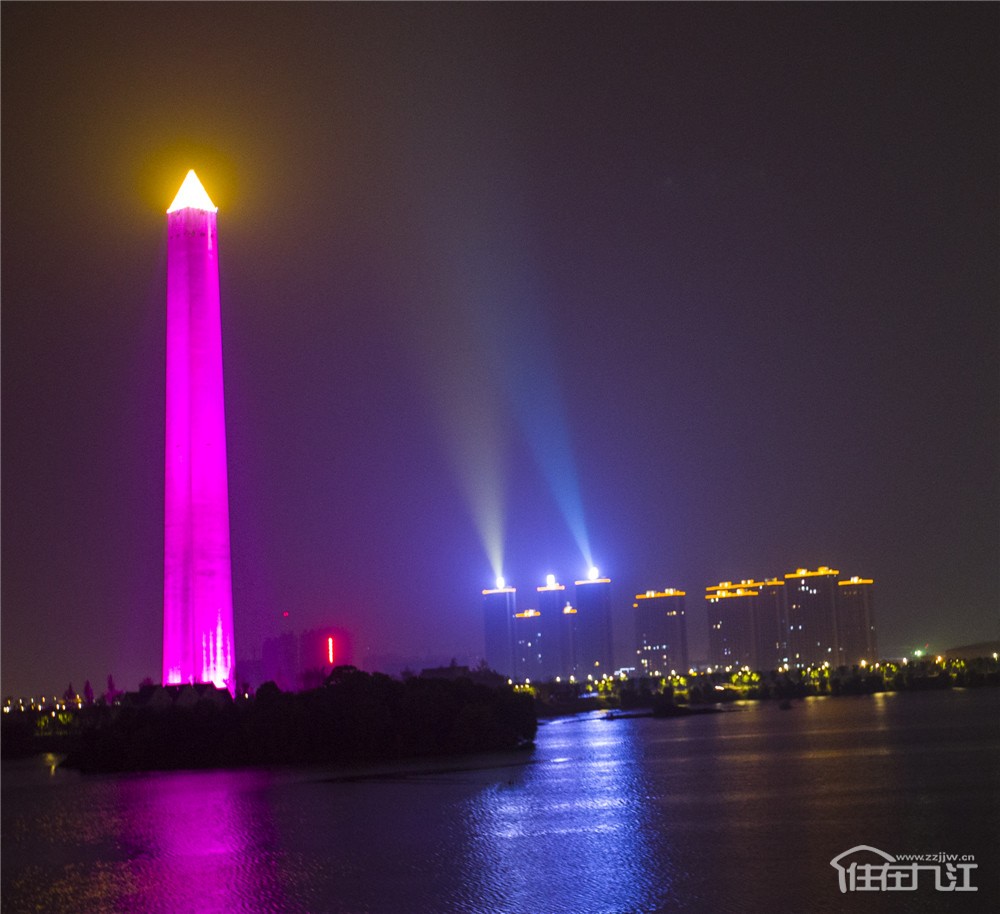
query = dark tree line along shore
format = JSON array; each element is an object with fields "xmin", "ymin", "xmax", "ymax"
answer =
[
  {"xmin": 3, "ymin": 668, "xmax": 537, "ymax": 773},
  {"xmin": 5, "ymin": 657, "xmax": 997, "ymax": 771}
]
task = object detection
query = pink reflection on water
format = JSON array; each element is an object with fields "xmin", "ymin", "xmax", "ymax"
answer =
[{"xmin": 117, "ymin": 770, "xmax": 291, "ymax": 914}]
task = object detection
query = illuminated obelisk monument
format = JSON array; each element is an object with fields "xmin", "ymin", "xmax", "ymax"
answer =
[{"xmin": 162, "ymin": 170, "xmax": 235, "ymax": 694}]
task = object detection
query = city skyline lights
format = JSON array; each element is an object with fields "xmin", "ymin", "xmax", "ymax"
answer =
[
  {"xmin": 487, "ymin": 563, "xmax": 879, "ymax": 679},
  {"xmin": 2, "ymin": 3, "xmax": 995, "ymax": 697}
]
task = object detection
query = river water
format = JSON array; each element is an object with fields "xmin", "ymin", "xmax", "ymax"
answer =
[{"xmin": 2, "ymin": 688, "xmax": 997, "ymax": 913}]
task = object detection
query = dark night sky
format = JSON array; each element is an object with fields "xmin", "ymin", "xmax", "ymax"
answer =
[{"xmin": 3, "ymin": 3, "xmax": 997, "ymax": 696}]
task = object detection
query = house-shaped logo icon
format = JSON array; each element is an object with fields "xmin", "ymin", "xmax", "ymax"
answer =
[
  {"xmin": 830, "ymin": 845, "xmax": 897, "ymax": 893},
  {"xmin": 830, "ymin": 844, "xmax": 977, "ymax": 893}
]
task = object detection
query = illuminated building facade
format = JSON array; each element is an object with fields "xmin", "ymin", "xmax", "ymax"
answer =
[
  {"xmin": 634, "ymin": 589, "xmax": 689, "ymax": 675},
  {"xmin": 536, "ymin": 577, "xmax": 570, "ymax": 680},
  {"xmin": 704, "ymin": 567, "xmax": 876, "ymax": 670},
  {"xmin": 836, "ymin": 577, "xmax": 877, "ymax": 665},
  {"xmin": 784, "ymin": 566, "xmax": 840, "ymax": 667},
  {"xmin": 482, "ymin": 585, "xmax": 517, "ymax": 676},
  {"xmin": 512, "ymin": 608, "xmax": 545, "ymax": 682},
  {"xmin": 162, "ymin": 171, "xmax": 235, "ymax": 694},
  {"xmin": 750, "ymin": 578, "xmax": 786, "ymax": 670},
  {"xmin": 574, "ymin": 574, "xmax": 614, "ymax": 678},
  {"xmin": 499, "ymin": 573, "xmax": 612, "ymax": 681},
  {"xmin": 706, "ymin": 583, "xmax": 756, "ymax": 668},
  {"xmin": 706, "ymin": 578, "xmax": 786, "ymax": 670}
]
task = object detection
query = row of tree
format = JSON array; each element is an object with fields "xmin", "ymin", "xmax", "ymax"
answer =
[
  {"xmin": 59, "ymin": 667, "xmax": 537, "ymax": 773},
  {"xmin": 59, "ymin": 674, "xmax": 131, "ymax": 706}
]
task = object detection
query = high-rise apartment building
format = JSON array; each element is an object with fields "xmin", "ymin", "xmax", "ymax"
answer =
[
  {"xmin": 482, "ymin": 583, "xmax": 517, "ymax": 676},
  {"xmin": 536, "ymin": 576, "xmax": 571, "ymax": 680},
  {"xmin": 574, "ymin": 572, "xmax": 614, "ymax": 678},
  {"xmin": 512, "ymin": 608, "xmax": 545, "ymax": 682},
  {"xmin": 784, "ymin": 566, "xmax": 840, "ymax": 667},
  {"xmin": 634, "ymin": 589, "xmax": 689, "ymax": 675},
  {"xmin": 836, "ymin": 576, "xmax": 877, "ymax": 665},
  {"xmin": 498, "ymin": 572, "xmax": 613, "ymax": 681},
  {"xmin": 706, "ymin": 583, "xmax": 757, "ymax": 668},
  {"xmin": 706, "ymin": 578, "xmax": 786, "ymax": 670},
  {"xmin": 706, "ymin": 566, "xmax": 878, "ymax": 670},
  {"xmin": 749, "ymin": 578, "xmax": 786, "ymax": 670}
]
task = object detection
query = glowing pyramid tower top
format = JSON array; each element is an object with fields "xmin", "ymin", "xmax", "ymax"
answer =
[{"xmin": 167, "ymin": 169, "xmax": 218, "ymax": 213}]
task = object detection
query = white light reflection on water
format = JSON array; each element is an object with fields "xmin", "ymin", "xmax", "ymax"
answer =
[{"xmin": 456, "ymin": 714, "xmax": 671, "ymax": 914}]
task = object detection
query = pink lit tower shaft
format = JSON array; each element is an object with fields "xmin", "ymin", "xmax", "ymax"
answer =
[{"xmin": 162, "ymin": 171, "xmax": 235, "ymax": 694}]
